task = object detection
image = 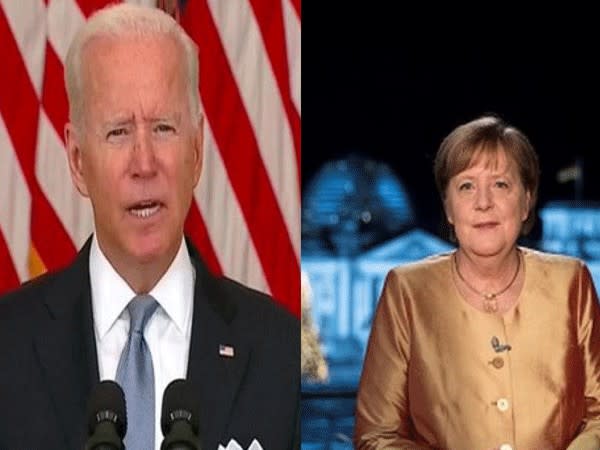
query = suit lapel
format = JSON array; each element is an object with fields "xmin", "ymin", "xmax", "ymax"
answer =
[
  {"xmin": 186, "ymin": 247, "xmax": 250, "ymax": 449},
  {"xmin": 33, "ymin": 240, "xmax": 99, "ymax": 449}
]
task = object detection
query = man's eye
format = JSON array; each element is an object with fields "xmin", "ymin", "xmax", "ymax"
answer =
[
  {"xmin": 107, "ymin": 128, "xmax": 128, "ymax": 139},
  {"xmin": 154, "ymin": 124, "xmax": 175, "ymax": 133}
]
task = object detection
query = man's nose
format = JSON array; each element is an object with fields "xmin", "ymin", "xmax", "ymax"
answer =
[{"xmin": 129, "ymin": 129, "xmax": 157, "ymax": 177}]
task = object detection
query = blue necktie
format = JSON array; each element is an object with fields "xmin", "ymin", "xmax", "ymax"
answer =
[{"xmin": 116, "ymin": 295, "xmax": 158, "ymax": 450}]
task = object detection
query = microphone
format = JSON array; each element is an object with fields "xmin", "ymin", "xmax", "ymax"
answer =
[
  {"xmin": 85, "ymin": 380, "xmax": 127, "ymax": 450},
  {"xmin": 161, "ymin": 379, "xmax": 202, "ymax": 450},
  {"xmin": 491, "ymin": 336, "xmax": 512, "ymax": 353}
]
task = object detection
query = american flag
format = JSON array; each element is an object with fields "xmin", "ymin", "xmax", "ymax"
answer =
[
  {"xmin": 218, "ymin": 344, "xmax": 234, "ymax": 358},
  {"xmin": 0, "ymin": 0, "xmax": 301, "ymax": 317}
]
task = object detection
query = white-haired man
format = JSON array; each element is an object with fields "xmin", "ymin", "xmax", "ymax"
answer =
[{"xmin": 0, "ymin": 4, "xmax": 299, "ymax": 450}]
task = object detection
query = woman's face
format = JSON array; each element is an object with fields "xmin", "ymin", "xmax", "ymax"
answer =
[{"xmin": 444, "ymin": 149, "xmax": 531, "ymax": 258}]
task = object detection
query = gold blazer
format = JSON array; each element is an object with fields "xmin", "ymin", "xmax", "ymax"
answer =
[{"xmin": 355, "ymin": 248, "xmax": 600, "ymax": 450}]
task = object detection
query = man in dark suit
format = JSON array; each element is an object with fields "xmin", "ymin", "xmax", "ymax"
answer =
[{"xmin": 0, "ymin": 3, "xmax": 299, "ymax": 450}]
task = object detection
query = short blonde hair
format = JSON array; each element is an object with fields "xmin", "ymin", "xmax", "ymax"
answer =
[{"xmin": 65, "ymin": 3, "xmax": 200, "ymax": 128}]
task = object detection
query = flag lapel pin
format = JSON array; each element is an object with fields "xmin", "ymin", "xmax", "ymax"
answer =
[{"xmin": 219, "ymin": 344, "xmax": 235, "ymax": 358}]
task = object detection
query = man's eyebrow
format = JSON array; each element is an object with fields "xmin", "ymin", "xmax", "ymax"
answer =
[
  {"xmin": 97, "ymin": 113, "xmax": 183, "ymax": 132},
  {"xmin": 102, "ymin": 116, "xmax": 135, "ymax": 128},
  {"xmin": 143, "ymin": 112, "xmax": 182, "ymax": 123}
]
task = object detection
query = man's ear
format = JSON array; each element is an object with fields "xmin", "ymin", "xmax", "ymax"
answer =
[
  {"xmin": 191, "ymin": 114, "xmax": 204, "ymax": 187},
  {"xmin": 65, "ymin": 123, "xmax": 89, "ymax": 197}
]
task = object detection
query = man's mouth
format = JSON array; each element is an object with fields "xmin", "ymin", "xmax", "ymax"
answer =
[{"xmin": 128, "ymin": 200, "xmax": 163, "ymax": 219}]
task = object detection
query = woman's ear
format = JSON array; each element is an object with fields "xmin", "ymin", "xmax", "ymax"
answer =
[{"xmin": 522, "ymin": 190, "xmax": 532, "ymax": 222}]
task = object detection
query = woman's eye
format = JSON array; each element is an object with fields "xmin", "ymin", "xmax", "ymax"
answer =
[
  {"xmin": 458, "ymin": 182, "xmax": 473, "ymax": 191},
  {"xmin": 495, "ymin": 180, "xmax": 509, "ymax": 189}
]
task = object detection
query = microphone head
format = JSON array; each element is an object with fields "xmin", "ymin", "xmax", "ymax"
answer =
[
  {"xmin": 87, "ymin": 380, "xmax": 127, "ymax": 439},
  {"xmin": 161, "ymin": 379, "xmax": 200, "ymax": 436}
]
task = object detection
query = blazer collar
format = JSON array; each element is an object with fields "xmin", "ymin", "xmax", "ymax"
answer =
[
  {"xmin": 185, "ymin": 238, "xmax": 250, "ymax": 448},
  {"xmin": 33, "ymin": 237, "xmax": 99, "ymax": 450}
]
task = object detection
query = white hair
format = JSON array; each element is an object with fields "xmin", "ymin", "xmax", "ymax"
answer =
[{"xmin": 65, "ymin": 3, "xmax": 201, "ymax": 128}]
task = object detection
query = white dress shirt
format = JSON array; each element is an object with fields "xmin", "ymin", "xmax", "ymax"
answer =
[{"xmin": 89, "ymin": 235, "xmax": 195, "ymax": 450}]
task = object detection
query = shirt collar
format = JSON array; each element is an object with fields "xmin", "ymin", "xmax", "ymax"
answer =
[
  {"xmin": 89, "ymin": 235, "xmax": 194, "ymax": 340},
  {"xmin": 148, "ymin": 238, "xmax": 194, "ymax": 335}
]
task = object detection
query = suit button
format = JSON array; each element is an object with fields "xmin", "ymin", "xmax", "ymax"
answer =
[
  {"xmin": 489, "ymin": 357, "xmax": 504, "ymax": 368},
  {"xmin": 499, "ymin": 444, "xmax": 513, "ymax": 450},
  {"xmin": 496, "ymin": 398, "xmax": 510, "ymax": 412}
]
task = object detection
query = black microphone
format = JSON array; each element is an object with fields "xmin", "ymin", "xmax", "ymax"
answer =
[
  {"xmin": 160, "ymin": 379, "xmax": 201, "ymax": 450},
  {"xmin": 85, "ymin": 380, "xmax": 127, "ymax": 450}
]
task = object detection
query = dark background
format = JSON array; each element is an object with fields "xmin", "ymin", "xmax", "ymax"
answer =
[{"xmin": 302, "ymin": 5, "xmax": 600, "ymax": 242}]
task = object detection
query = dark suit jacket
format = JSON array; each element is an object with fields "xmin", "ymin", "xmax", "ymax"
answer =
[{"xmin": 0, "ymin": 237, "xmax": 300, "ymax": 449}]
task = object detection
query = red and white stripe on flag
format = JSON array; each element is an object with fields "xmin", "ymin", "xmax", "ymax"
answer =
[{"xmin": 0, "ymin": 0, "xmax": 301, "ymax": 317}]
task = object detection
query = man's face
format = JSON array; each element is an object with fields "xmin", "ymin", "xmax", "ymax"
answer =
[{"xmin": 66, "ymin": 34, "xmax": 202, "ymax": 270}]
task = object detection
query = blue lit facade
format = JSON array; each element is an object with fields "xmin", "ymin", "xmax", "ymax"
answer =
[{"xmin": 302, "ymin": 155, "xmax": 415, "ymax": 256}]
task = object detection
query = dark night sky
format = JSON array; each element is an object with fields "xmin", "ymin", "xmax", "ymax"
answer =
[{"xmin": 302, "ymin": 5, "xmax": 600, "ymax": 242}]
